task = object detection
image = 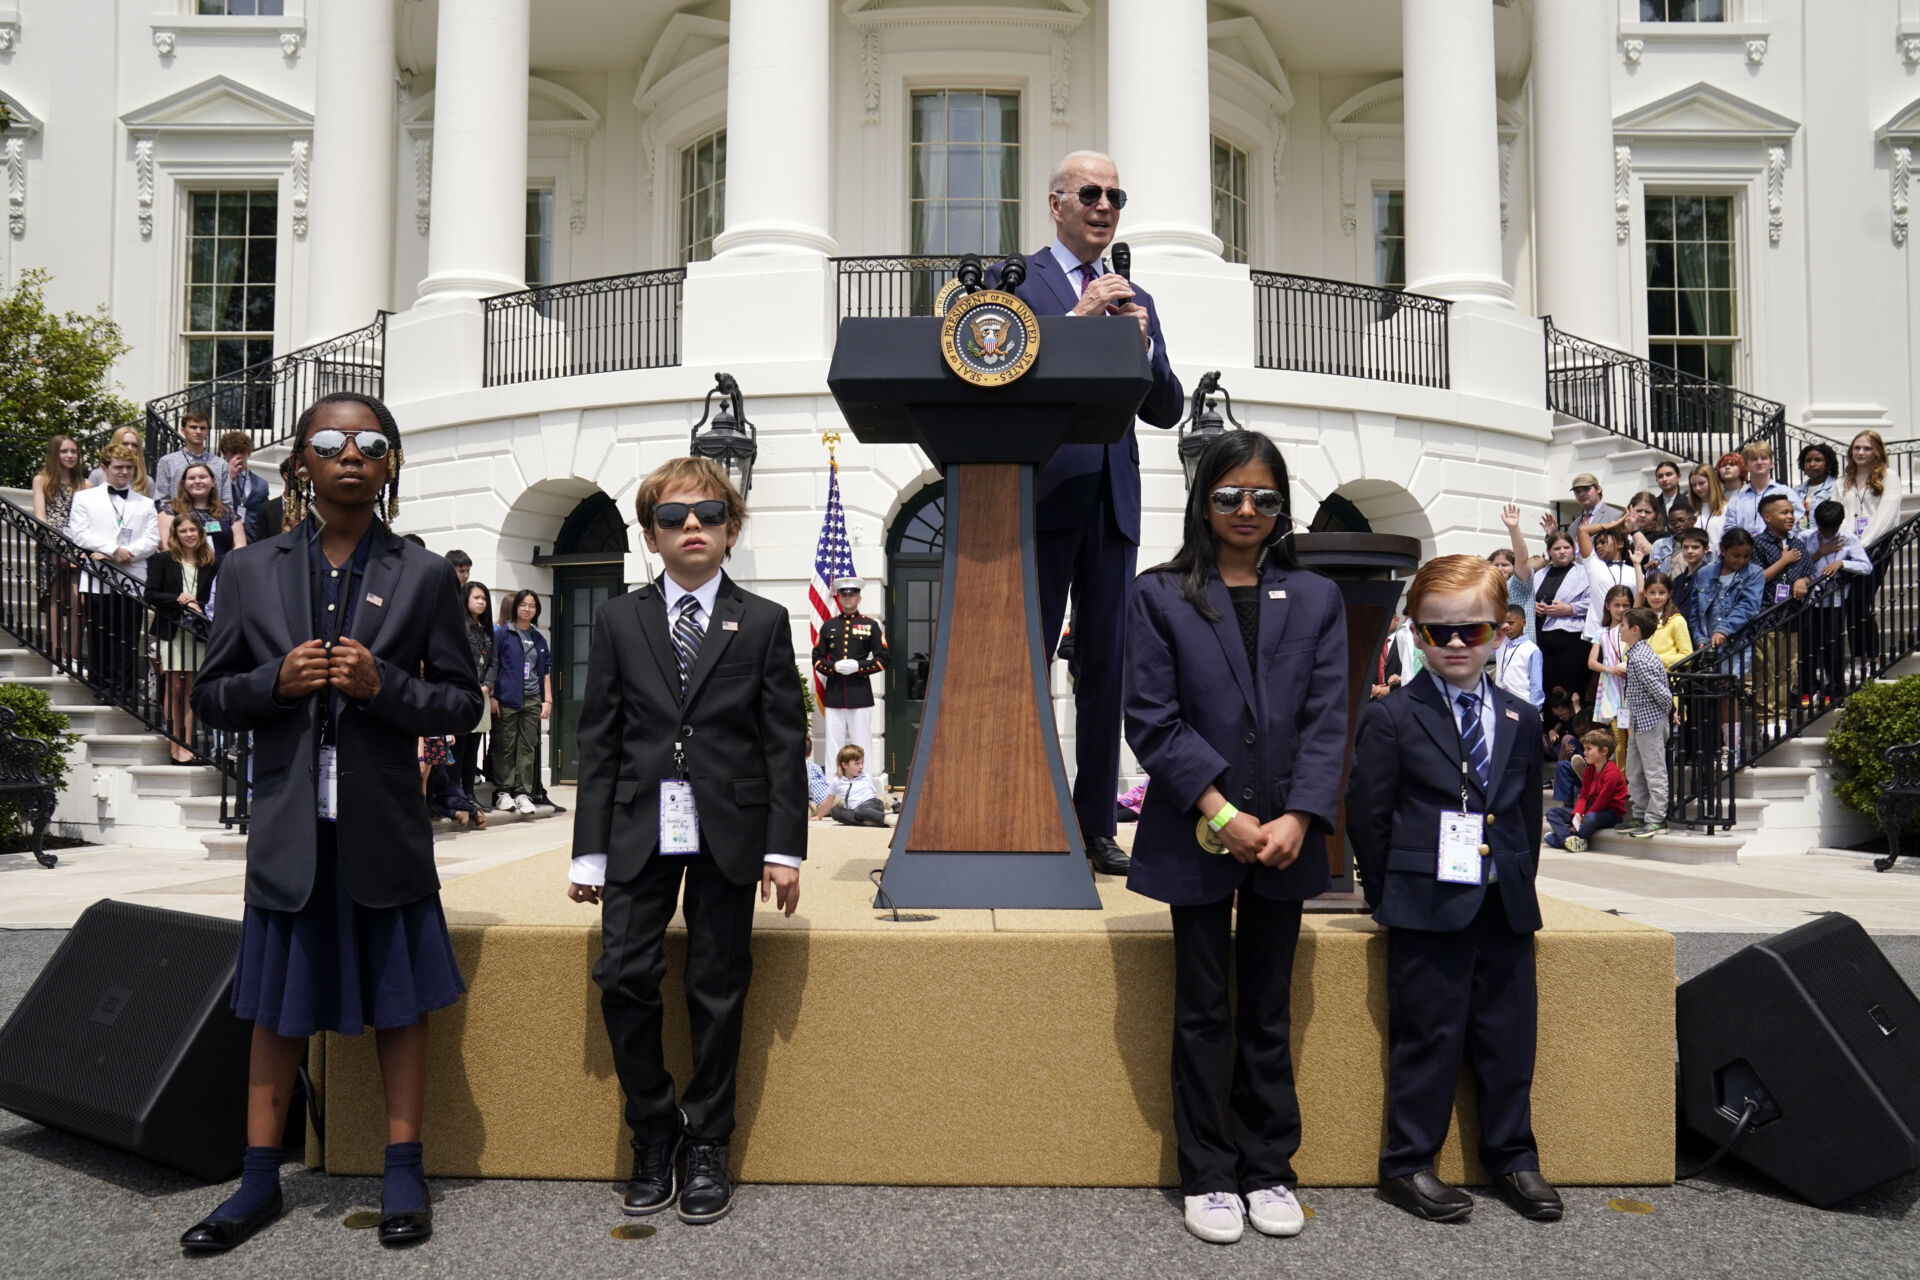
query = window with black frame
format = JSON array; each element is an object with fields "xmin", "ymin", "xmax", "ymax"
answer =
[
  {"xmin": 1639, "ymin": 0, "xmax": 1725, "ymax": 19},
  {"xmin": 910, "ymin": 90, "xmax": 1019, "ymax": 313},
  {"xmin": 1645, "ymin": 192, "xmax": 1739, "ymax": 436}
]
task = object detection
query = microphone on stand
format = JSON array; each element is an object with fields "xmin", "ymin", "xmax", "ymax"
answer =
[{"xmin": 1110, "ymin": 242, "xmax": 1131, "ymax": 281}]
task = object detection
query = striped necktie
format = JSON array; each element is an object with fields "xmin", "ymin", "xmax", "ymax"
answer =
[
  {"xmin": 1456, "ymin": 689, "xmax": 1491, "ymax": 790},
  {"xmin": 1076, "ymin": 262, "xmax": 1097, "ymax": 295},
  {"xmin": 672, "ymin": 595, "xmax": 704, "ymax": 696}
]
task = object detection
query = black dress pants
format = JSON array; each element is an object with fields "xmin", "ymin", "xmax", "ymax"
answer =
[
  {"xmin": 84, "ymin": 589, "xmax": 142, "ymax": 701},
  {"xmin": 1537, "ymin": 628, "xmax": 1591, "ymax": 706},
  {"xmin": 595, "ymin": 850, "xmax": 756, "ymax": 1143},
  {"xmin": 1036, "ymin": 497, "xmax": 1134, "ymax": 841},
  {"xmin": 1381, "ymin": 885, "xmax": 1540, "ymax": 1180},
  {"xmin": 1168, "ymin": 890, "xmax": 1304, "ymax": 1195}
]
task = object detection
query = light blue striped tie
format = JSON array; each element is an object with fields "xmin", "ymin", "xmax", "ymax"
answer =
[
  {"xmin": 672, "ymin": 595, "xmax": 704, "ymax": 696},
  {"xmin": 1457, "ymin": 690, "xmax": 1491, "ymax": 789}
]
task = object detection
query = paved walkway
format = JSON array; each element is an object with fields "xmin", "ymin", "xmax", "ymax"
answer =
[{"xmin": 5, "ymin": 792, "xmax": 1917, "ymax": 935}]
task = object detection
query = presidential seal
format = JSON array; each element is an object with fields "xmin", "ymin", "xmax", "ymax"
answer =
[
  {"xmin": 934, "ymin": 275, "xmax": 967, "ymax": 317},
  {"xmin": 940, "ymin": 289, "xmax": 1040, "ymax": 387}
]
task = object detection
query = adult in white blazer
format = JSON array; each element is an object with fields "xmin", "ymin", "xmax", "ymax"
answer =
[{"xmin": 65, "ymin": 443, "xmax": 159, "ymax": 701}]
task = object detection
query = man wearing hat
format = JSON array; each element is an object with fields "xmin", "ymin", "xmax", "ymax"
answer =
[
  {"xmin": 1542, "ymin": 473, "xmax": 1622, "ymax": 541},
  {"xmin": 813, "ymin": 577, "xmax": 889, "ymax": 766}
]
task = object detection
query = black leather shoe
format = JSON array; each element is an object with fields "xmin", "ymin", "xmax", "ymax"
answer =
[
  {"xmin": 1379, "ymin": 1170, "xmax": 1474, "ymax": 1222},
  {"xmin": 1494, "ymin": 1170, "xmax": 1564, "ymax": 1221},
  {"xmin": 528, "ymin": 791, "xmax": 567, "ymax": 814},
  {"xmin": 378, "ymin": 1206, "xmax": 433, "ymax": 1247},
  {"xmin": 677, "ymin": 1140, "xmax": 734, "ymax": 1224},
  {"xmin": 622, "ymin": 1128, "xmax": 682, "ymax": 1216},
  {"xmin": 1087, "ymin": 836, "xmax": 1131, "ymax": 876},
  {"xmin": 179, "ymin": 1188, "xmax": 284, "ymax": 1253}
]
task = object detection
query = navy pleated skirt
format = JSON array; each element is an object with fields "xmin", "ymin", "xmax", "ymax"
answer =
[{"xmin": 231, "ymin": 821, "xmax": 466, "ymax": 1037}]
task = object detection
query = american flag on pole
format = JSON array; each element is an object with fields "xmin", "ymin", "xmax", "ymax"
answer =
[{"xmin": 808, "ymin": 453, "xmax": 855, "ymax": 707}]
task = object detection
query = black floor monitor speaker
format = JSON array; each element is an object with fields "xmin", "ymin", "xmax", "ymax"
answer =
[
  {"xmin": 0, "ymin": 899, "xmax": 250, "ymax": 1182},
  {"xmin": 1677, "ymin": 912, "xmax": 1920, "ymax": 1207}
]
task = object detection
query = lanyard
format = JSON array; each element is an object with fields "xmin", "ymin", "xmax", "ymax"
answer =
[{"xmin": 109, "ymin": 495, "xmax": 126, "ymax": 527}]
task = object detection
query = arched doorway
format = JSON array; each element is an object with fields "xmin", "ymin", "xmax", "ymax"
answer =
[
  {"xmin": 883, "ymin": 481, "xmax": 945, "ymax": 780},
  {"xmin": 546, "ymin": 491, "xmax": 630, "ymax": 783}
]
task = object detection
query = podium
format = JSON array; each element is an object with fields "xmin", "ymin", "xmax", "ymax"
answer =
[{"xmin": 828, "ymin": 315, "xmax": 1151, "ymax": 909}]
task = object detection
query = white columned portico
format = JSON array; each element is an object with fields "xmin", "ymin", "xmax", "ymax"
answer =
[
  {"xmin": 682, "ymin": 0, "xmax": 836, "ymax": 364},
  {"xmin": 303, "ymin": 0, "xmax": 397, "ymax": 343},
  {"xmin": 1102, "ymin": 0, "xmax": 1252, "ymax": 369},
  {"xmin": 385, "ymin": 0, "xmax": 530, "ymax": 403},
  {"xmin": 1530, "ymin": 0, "xmax": 1621, "ymax": 345},
  {"xmin": 1401, "ymin": 0, "xmax": 1508, "ymax": 304}
]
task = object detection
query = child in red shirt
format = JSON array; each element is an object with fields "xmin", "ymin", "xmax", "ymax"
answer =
[{"xmin": 1545, "ymin": 729, "xmax": 1626, "ymax": 851}]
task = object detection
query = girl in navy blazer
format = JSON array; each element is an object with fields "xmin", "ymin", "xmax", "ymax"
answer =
[{"xmin": 1123, "ymin": 431, "xmax": 1348, "ymax": 1246}]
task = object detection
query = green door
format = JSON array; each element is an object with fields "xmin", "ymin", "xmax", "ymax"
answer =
[
  {"xmin": 884, "ymin": 483, "xmax": 945, "ymax": 781},
  {"xmin": 551, "ymin": 563, "xmax": 627, "ymax": 784}
]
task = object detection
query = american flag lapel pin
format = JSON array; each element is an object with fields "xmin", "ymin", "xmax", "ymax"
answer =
[
  {"xmin": 366, "ymin": 594, "xmax": 384, "ymax": 607},
  {"xmin": 722, "ymin": 620, "xmax": 739, "ymax": 631},
  {"xmin": 1505, "ymin": 709, "xmax": 1520, "ymax": 720},
  {"xmin": 1269, "ymin": 590, "xmax": 1286, "ymax": 599}
]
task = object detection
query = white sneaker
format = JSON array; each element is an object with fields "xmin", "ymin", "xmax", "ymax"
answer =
[
  {"xmin": 1246, "ymin": 1186, "xmax": 1305, "ymax": 1237},
  {"xmin": 1183, "ymin": 1192, "xmax": 1244, "ymax": 1244},
  {"xmin": 515, "ymin": 793, "xmax": 537, "ymax": 815},
  {"xmin": 494, "ymin": 792, "xmax": 516, "ymax": 812}
]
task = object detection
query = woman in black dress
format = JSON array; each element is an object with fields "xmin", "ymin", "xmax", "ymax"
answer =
[{"xmin": 183, "ymin": 393, "xmax": 481, "ymax": 1253}]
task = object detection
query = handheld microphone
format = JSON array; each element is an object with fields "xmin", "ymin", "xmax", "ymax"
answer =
[{"xmin": 1111, "ymin": 242, "xmax": 1131, "ymax": 281}]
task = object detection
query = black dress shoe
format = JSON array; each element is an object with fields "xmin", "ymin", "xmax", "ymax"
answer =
[
  {"xmin": 528, "ymin": 791, "xmax": 567, "ymax": 814},
  {"xmin": 622, "ymin": 1128, "xmax": 682, "ymax": 1215},
  {"xmin": 179, "ymin": 1188, "xmax": 285, "ymax": 1253},
  {"xmin": 677, "ymin": 1140, "xmax": 734, "ymax": 1224},
  {"xmin": 1494, "ymin": 1170, "xmax": 1564, "ymax": 1221},
  {"xmin": 378, "ymin": 1206, "xmax": 432, "ymax": 1247},
  {"xmin": 1379, "ymin": 1170, "xmax": 1474, "ymax": 1222},
  {"xmin": 1087, "ymin": 835, "xmax": 1131, "ymax": 876}
]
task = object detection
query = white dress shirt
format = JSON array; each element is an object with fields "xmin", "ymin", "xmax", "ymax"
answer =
[
  {"xmin": 570, "ymin": 569, "xmax": 801, "ymax": 886},
  {"xmin": 65, "ymin": 484, "xmax": 159, "ymax": 589}
]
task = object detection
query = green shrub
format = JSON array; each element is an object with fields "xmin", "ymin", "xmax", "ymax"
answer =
[
  {"xmin": 0, "ymin": 682, "xmax": 78, "ymax": 844},
  {"xmin": 1826, "ymin": 675, "xmax": 1920, "ymax": 823}
]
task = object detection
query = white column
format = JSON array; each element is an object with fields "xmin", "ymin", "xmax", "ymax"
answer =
[
  {"xmin": 415, "ymin": 0, "xmax": 529, "ymax": 300},
  {"xmin": 1402, "ymin": 0, "xmax": 1511, "ymax": 305},
  {"xmin": 1530, "ymin": 0, "xmax": 1621, "ymax": 343},
  {"xmin": 1106, "ymin": 0, "xmax": 1220, "ymax": 258},
  {"xmin": 303, "ymin": 0, "xmax": 396, "ymax": 341},
  {"xmin": 682, "ymin": 0, "xmax": 835, "ymax": 364},
  {"xmin": 710, "ymin": 0, "xmax": 833, "ymax": 257}
]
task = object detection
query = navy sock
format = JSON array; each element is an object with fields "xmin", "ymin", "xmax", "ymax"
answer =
[
  {"xmin": 210, "ymin": 1146, "xmax": 282, "ymax": 1220},
  {"xmin": 383, "ymin": 1142, "xmax": 428, "ymax": 1214}
]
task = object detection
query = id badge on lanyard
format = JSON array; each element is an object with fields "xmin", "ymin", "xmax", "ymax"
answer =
[
  {"xmin": 316, "ymin": 746, "xmax": 339, "ymax": 821},
  {"xmin": 1437, "ymin": 811, "xmax": 1487, "ymax": 885},
  {"xmin": 660, "ymin": 779, "xmax": 700, "ymax": 854}
]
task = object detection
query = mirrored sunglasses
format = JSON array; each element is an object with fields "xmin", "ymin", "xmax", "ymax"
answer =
[
  {"xmin": 1062, "ymin": 184, "xmax": 1128, "ymax": 209},
  {"xmin": 1415, "ymin": 621, "xmax": 1501, "ymax": 647},
  {"xmin": 307, "ymin": 428, "xmax": 390, "ymax": 460},
  {"xmin": 1208, "ymin": 487, "xmax": 1285, "ymax": 518}
]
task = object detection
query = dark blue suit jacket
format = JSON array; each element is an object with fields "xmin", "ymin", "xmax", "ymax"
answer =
[
  {"xmin": 1346, "ymin": 671, "xmax": 1545, "ymax": 934},
  {"xmin": 996, "ymin": 249, "xmax": 1183, "ymax": 544},
  {"xmin": 1122, "ymin": 561, "xmax": 1349, "ymax": 905}
]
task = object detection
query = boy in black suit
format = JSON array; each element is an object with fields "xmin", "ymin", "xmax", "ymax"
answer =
[
  {"xmin": 1347, "ymin": 554, "xmax": 1561, "ymax": 1224},
  {"xmin": 568, "ymin": 458, "xmax": 807, "ymax": 1225}
]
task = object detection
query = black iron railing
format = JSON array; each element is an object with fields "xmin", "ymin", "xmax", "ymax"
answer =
[
  {"xmin": 833, "ymin": 254, "xmax": 998, "ymax": 318},
  {"xmin": 482, "ymin": 269, "xmax": 684, "ymax": 386},
  {"xmin": 144, "ymin": 314, "xmax": 388, "ymax": 471},
  {"xmin": 1544, "ymin": 319, "xmax": 1786, "ymax": 468},
  {"xmin": 1252, "ymin": 272, "xmax": 1451, "ymax": 389},
  {"xmin": 1666, "ymin": 511, "xmax": 1920, "ymax": 830},
  {"xmin": 1785, "ymin": 422, "xmax": 1920, "ymax": 497},
  {"xmin": 0, "ymin": 494, "xmax": 242, "ymax": 792}
]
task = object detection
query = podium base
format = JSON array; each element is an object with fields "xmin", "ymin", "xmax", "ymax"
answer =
[{"xmin": 873, "ymin": 849, "xmax": 1102, "ymax": 911}]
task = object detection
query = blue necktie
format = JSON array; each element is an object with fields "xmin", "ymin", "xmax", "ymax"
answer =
[
  {"xmin": 672, "ymin": 595, "xmax": 704, "ymax": 696},
  {"xmin": 1457, "ymin": 689, "xmax": 1491, "ymax": 790}
]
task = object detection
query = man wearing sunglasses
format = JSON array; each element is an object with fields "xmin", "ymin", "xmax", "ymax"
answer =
[{"xmin": 993, "ymin": 149, "xmax": 1185, "ymax": 877}]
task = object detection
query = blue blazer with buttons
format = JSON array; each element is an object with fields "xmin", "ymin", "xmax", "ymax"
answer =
[
  {"xmin": 995, "ymin": 248, "xmax": 1184, "ymax": 545},
  {"xmin": 1122, "ymin": 560, "xmax": 1349, "ymax": 906},
  {"xmin": 1346, "ymin": 671, "xmax": 1545, "ymax": 934}
]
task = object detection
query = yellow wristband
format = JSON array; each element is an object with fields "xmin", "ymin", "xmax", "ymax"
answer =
[{"xmin": 1207, "ymin": 803, "xmax": 1238, "ymax": 833}]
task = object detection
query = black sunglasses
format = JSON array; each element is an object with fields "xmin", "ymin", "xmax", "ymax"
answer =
[
  {"xmin": 1208, "ymin": 487, "xmax": 1285, "ymax": 518},
  {"xmin": 307, "ymin": 428, "xmax": 390, "ymax": 460},
  {"xmin": 1059, "ymin": 184, "xmax": 1128, "ymax": 210},
  {"xmin": 653, "ymin": 499, "xmax": 729, "ymax": 531},
  {"xmin": 1415, "ymin": 621, "xmax": 1501, "ymax": 647}
]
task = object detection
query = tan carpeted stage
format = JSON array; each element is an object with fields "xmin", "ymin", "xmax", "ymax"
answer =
[{"xmin": 308, "ymin": 827, "xmax": 1676, "ymax": 1187}]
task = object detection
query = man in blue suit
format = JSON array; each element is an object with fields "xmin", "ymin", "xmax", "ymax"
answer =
[
  {"xmin": 1346, "ymin": 555, "xmax": 1563, "ymax": 1226},
  {"xmin": 999, "ymin": 149, "xmax": 1184, "ymax": 876}
]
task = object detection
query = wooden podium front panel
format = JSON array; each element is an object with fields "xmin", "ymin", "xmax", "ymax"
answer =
[{"xmin": 904, "ymin": 464, "xmax": 1070, "ymax": 853}]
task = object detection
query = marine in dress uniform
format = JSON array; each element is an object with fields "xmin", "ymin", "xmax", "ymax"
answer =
[{"xmin": 812, "ymin": 576, "xmax": 888, "ymax": 765}]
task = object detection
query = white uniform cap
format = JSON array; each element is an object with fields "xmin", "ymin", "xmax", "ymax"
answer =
[{"xmin": 833, "ymin": 577, "xmax": 864, "ymax": 593}]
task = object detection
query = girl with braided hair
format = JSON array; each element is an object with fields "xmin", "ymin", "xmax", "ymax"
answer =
[{"xmin": 185, "ymin": 393, "xmax": 479, "ymax": 1253}]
